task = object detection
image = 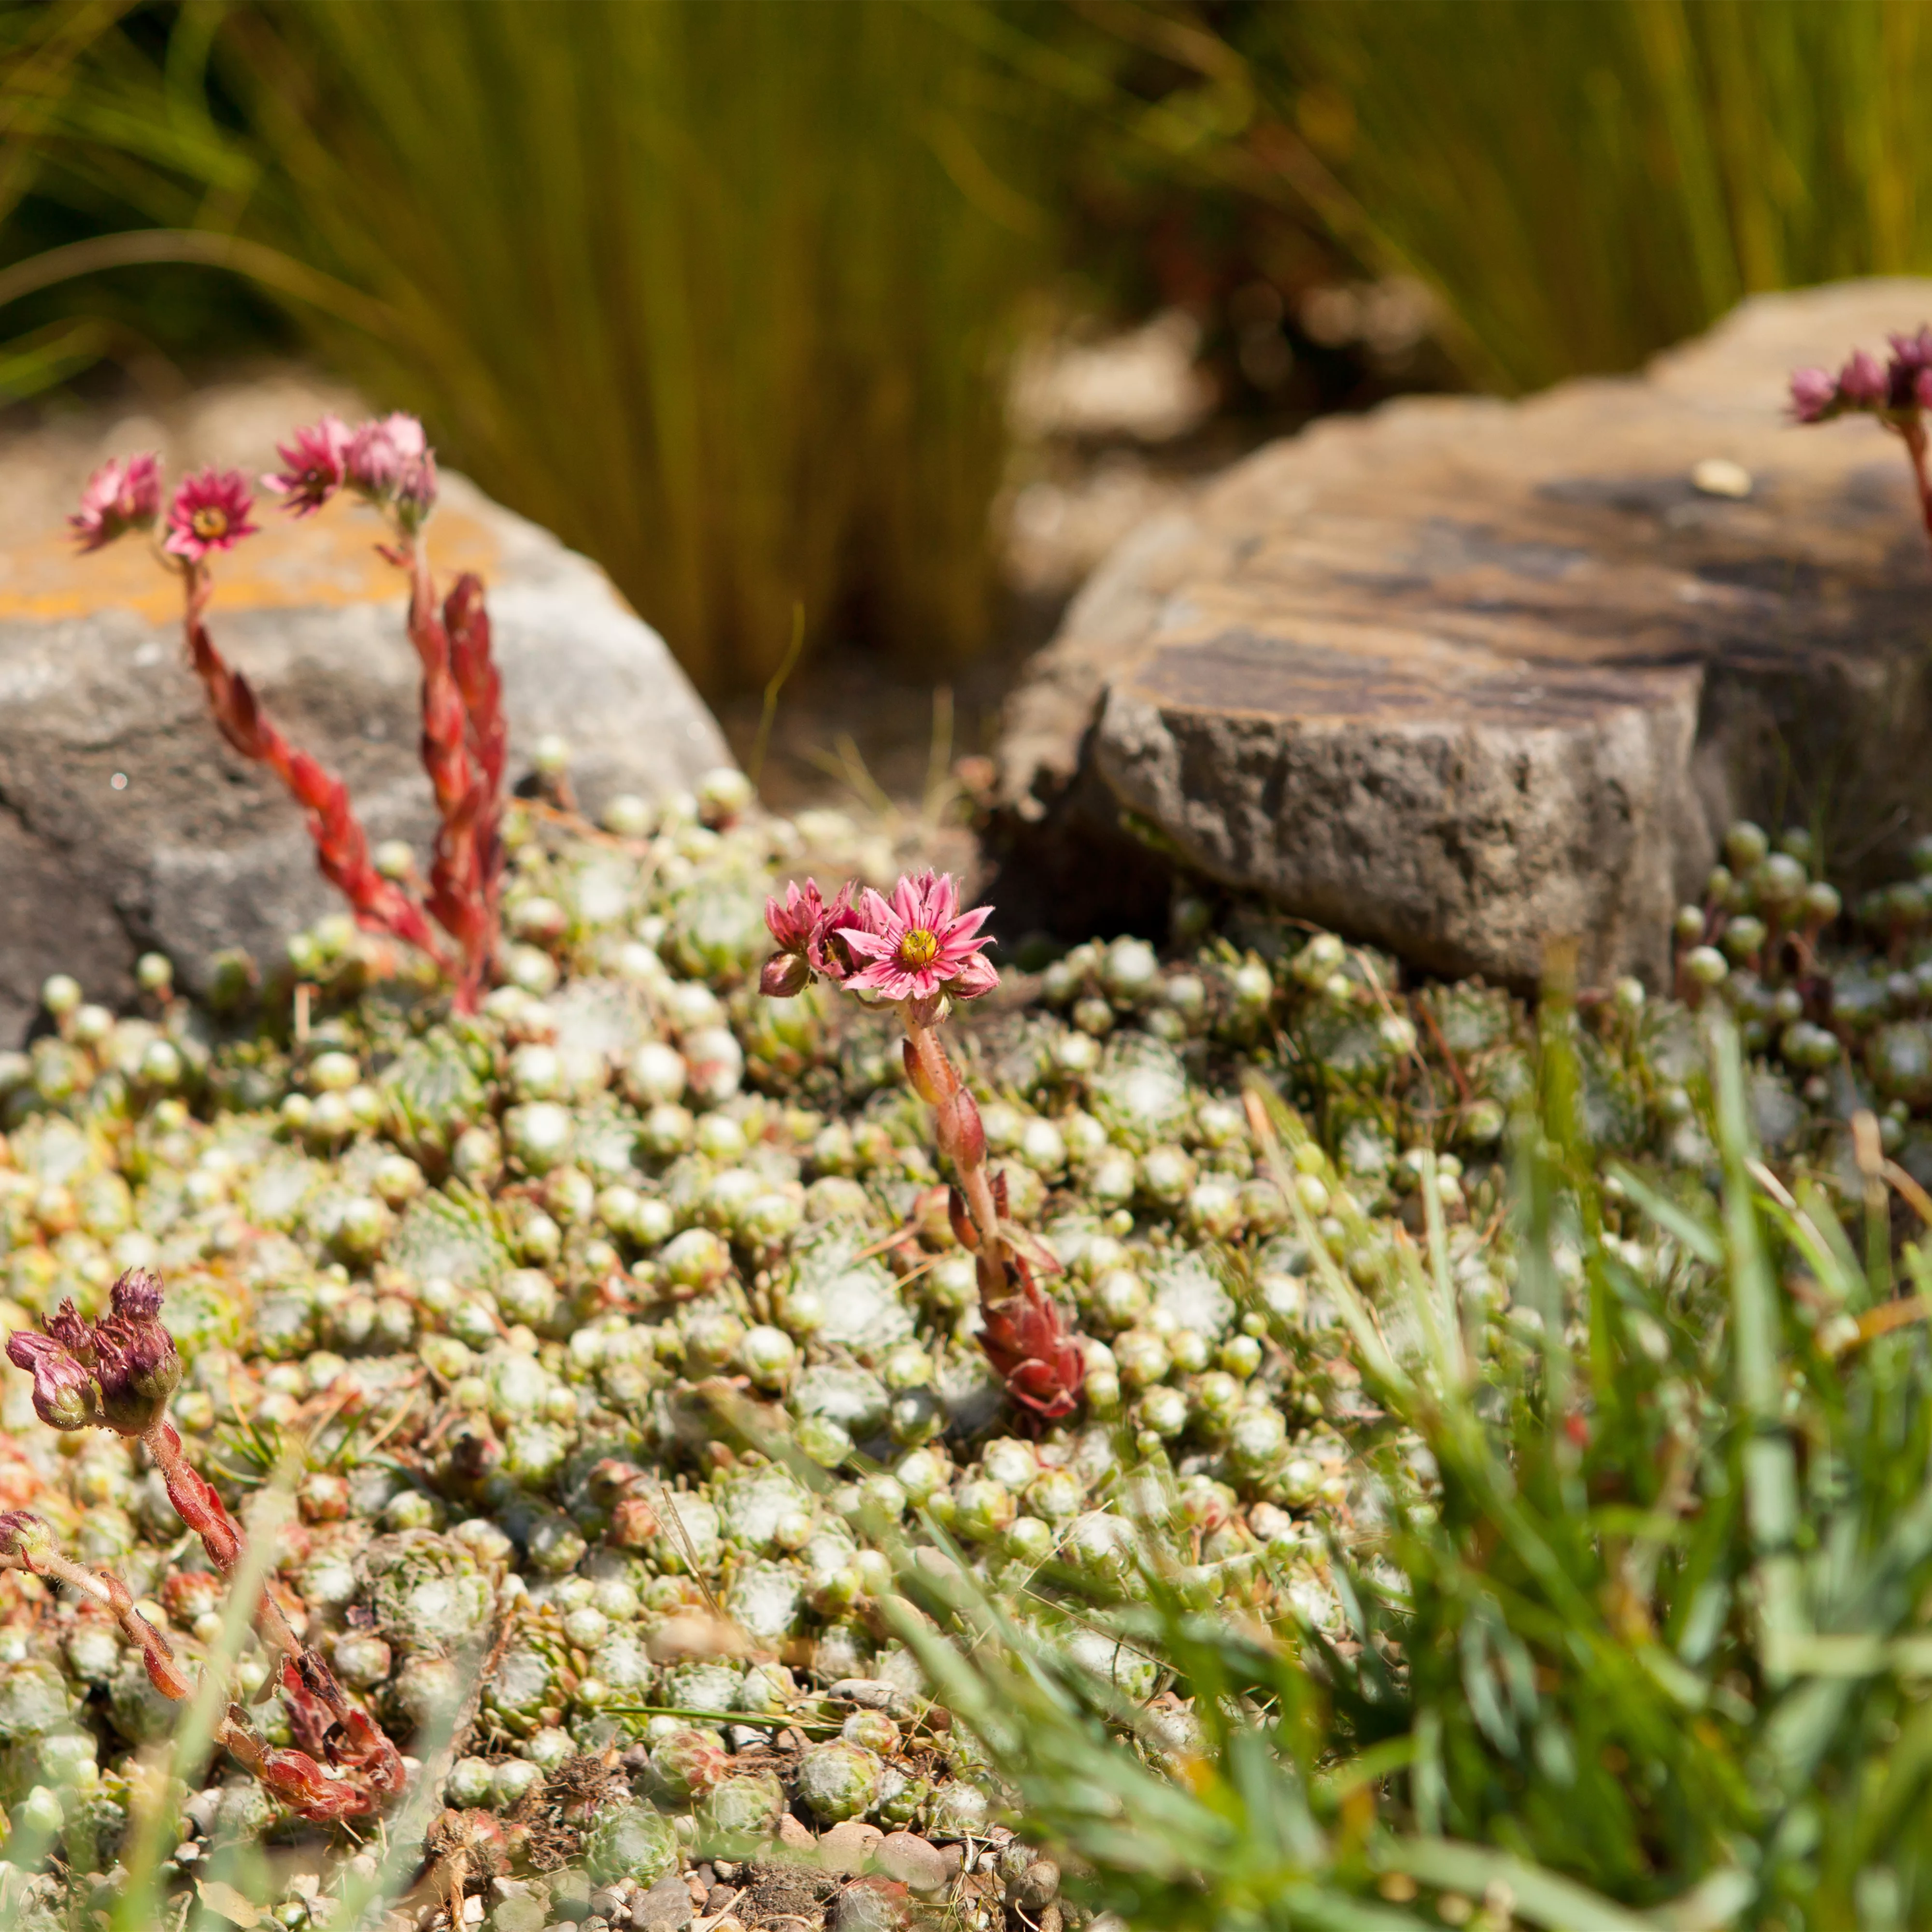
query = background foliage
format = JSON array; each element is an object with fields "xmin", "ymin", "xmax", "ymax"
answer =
[{"xmin": 8, "ymin": 0, "xmax": 1932, "ymax": 691}]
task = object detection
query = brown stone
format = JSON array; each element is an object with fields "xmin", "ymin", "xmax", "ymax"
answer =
[
  {"xmin": 871, "ymin": 1833, "xmax": 946, "ymax": 1896},
  {"xmin": 818, "ymin": 1819, "xmax": 884, "ymax": 1875},
  {"xmin": 993, "ymin": 279, "xmax": 1932, "ymax": 986},
  {"xmin": 0, "ymin": 373, "xmax": 729, "ymax": 1038}
]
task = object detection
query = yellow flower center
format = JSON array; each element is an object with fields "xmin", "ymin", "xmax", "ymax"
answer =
[
  {"xmin": 898, "ymin": 927, "xmax": 939, "ymax": 970},
  {"xmin": 190, "ymin": 506, "xmax": 229, "ymax": 540}
]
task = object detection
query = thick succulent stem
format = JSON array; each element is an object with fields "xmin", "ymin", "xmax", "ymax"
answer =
[
  {"xmin": 144, "ymin": 1418, "xmax": 302, "ymax": 1662},
  {"xmin": 398, "ymin": 543, "xmax": 504, "ymax": 1011},
  {"xmin": 180, "ymin": 564, "xmax": 454, "ymax": 974},
  {"xmin": 1904, "ymin": 418, "xmax": 1932, "ymax": 558},
  {"xmin": 904, "ymin": 1017, "xmax": 1005, "ymax": 1291}
]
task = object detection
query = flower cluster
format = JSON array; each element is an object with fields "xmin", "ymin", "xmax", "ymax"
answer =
[
  {"xmin": 5, "ymin": 1267, "xmax": 179, "ymax": 1436},
  {"xmin": 1792, "ymin": 325, "xmax": 1932, "ymax": 557},
  {"xmin": 1790, "ymin": 327, "xmax": 1932, "ymax": 424},
  {"xmin": 70, "ymin": 455, "xmax": 259, "ymax": 564},
  {"xmin": 70, "ymin": 411, "xmax": 503, "ymax": 1009},
  {"xmin": 267, "ymin": 410, "xmax": 439, "ymax": 532},
  {"xmin": 762, "ymin": 869, "xmax": 997, "ymax": 1010}
]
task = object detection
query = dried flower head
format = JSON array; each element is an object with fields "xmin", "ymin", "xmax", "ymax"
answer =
[
  {"xmin": 5, "ymin": 1271, "xmax": 178, "ymax": 1436},
  {"xmin": 0, "ymin": 1510, "xmax": 51, "ymax": 1560},
  {"xmin": 2, "ymin": 1330, "xmax": 97, "ymax": 1432},
  {"xmin": 839, "ymin": 870, "xmax": 997, "ymax": 1005},
  {"xmin": 70, "ymin": 453, "xmax": 162, "ymax": 552},
  {"xmin": 266, "ymin": 414, "xmax": 353, "ymax": 516},
  {"xmin": 89, "ymin": 1266, "xmax": 182, "ymax": 1436},
  {"xmin": 164, "ymin": 467, "xmax": 259, "ymax": 563}
]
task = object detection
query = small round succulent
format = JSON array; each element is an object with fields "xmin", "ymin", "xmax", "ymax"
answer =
[
  {"xmin": 796, "ymin": 1738, "xmax": 884, "ymax": 1822},
  {"xmin": 582, "ymin": 1799, "xmax": 679, "ymax": 1886},
  {"xmin": 696, "ymin": 1770, "xmax": 784, "ymax": 1855}
]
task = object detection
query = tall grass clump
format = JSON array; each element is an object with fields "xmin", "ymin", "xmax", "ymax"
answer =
[
  {"xmin": 894, "ymin": 1001, "xmax": 1932, "ymax": 1931},
  {"xmin": 1264, "ymin": 0, "xmax": 1932, "ymax": 390},
  {"xmin": 3, "ymin": 0, "xmax": 1055, "ymax": 696}
]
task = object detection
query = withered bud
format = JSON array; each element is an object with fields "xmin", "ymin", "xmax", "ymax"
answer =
[
  {"xmin": 0, "ymin": 1509, "xmax": 53, "ymax": 1560},
  {"xmin": 4, "ymin": 1331, "xmax": 99, "ymax": 1432},
  {"xmin": 89, "ymin": 1267, "xmax": 181, "ymax": 1436}
]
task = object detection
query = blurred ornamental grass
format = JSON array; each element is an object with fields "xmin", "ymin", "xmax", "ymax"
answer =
[
  {"xmin": 1, "ymin": 0, "xmax": 1058, "ymax": 696},
  {"xmin": 1012, "ymin": 0, "xmax": 1932, "ymax": 396},
  {"xmin": 891, "ymin": 1007, "xmax": 1932, "ymax": 1932},
  {"xmin": 1258, "ymin": 0, "xmax": 1932, "ymax": 392}
]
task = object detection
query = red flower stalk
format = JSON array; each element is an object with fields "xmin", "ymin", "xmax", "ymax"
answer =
[
  {"xmin": 762, "ymin": 870, "xmax": 1085, "ymax": 1421},
  {"xmin": 399, "ymin": 565, "xmax": 504, "ymax": 1009},
  {"xmin": 180, "ymin": 560, "xmax": 455, "ymax": 974},
  {"xmin": 1791, "ymin": 328, "xmax": 1932, "ymax": 555},
  {"xmin": 0, "ymin": 1271, "xmax": 405, "ymax": 1821}
]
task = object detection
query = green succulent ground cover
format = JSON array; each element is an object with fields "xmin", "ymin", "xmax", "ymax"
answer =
[{"xmin": 2, "ymin": 782, "xmax": 1932, "ymax": 1931}]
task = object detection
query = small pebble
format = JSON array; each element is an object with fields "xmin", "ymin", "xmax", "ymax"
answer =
[
  {"xmin": 821, "ymin": 1818, "xmax": 885, "ymax": 1874},
  {"xmin": 1690, "ymin": 455, "xmax": 1752, "ymax": 498},
  {"xmin": 875, "ymin": 1832, "xmax": 947, "ymax": 1895}
]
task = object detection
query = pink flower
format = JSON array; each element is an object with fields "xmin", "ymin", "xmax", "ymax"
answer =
[
  {"xmin": 1890, "ymin": 327, "xmax": 1932, "ymax": 380},
  {"xmin": 1838, "ymin": 348, "xmax": 1889, "ymax": 410},
  {"xmin": 1789, "ymin": 367, "xmax": 1838, "ymax": 424},
  {"xmin": 70, "ymin": 453, "xmax": 162, "ymax": 552},
  {"xmin": 393, "ymin": 446, "xmax": 438, "ymax": 530},
  {"xmin": 266, "ymin": 415, "xmax": 353, "ymax": 516},
  {"xmin": 345, "ymin": 412, "xmax": 436, "ymax": 526},
  {"xmin": 761, "ymin": 878, "xmax": 864, "ymax": 994},
  {"xmin": 163, "ymin": 468, "xmax": 258, "ymax": 563},
  {"xmin": 838, "ymin": 870, "xmax": 996, "ymax": 1004},
  {"xmin": 762, "ymin": 879, "xmax": 825, "ymax": 997}
]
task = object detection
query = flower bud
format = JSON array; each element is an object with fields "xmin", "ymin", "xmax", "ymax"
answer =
[
  {"xmin": 935, "ymin": 1088, "xmax": 986, "ymax": 1171},
  {"xmin": 5, "ymin": 1330, "xmax": 98, "ymax": 1431}
]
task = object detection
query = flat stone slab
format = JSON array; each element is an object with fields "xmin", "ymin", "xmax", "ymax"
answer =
[
  {"xmin": 993, "ymin": 279, "xmax": 1932, "ymax": 986},
  {"xmin": 0, "ymin": 375, "xmax": 729, "ymax": 1037}
]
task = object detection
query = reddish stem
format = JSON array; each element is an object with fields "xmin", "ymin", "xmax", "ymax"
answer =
[
  {"xmin": 901, "ymin": 1014, "xmax": 1083, "ymax": 1420},
  {"xmin": 181, "ymin": 565, "xmax": 454, "ymax": 973},
  {"xmin": 905, "ymin": 1019, "xmax": 1004, "ymax": 1287},
  {"xmin": 1902, "ymin": 418, "xmax": 1932, "ymax": 558}
]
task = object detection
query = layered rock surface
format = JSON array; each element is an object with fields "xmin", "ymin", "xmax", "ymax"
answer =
[
  {"xmin": 994, "ymin": 280, "xmax": 1932, "ymax": 986},
  {"xmin": 0, "ymin": 375, "xmax": 728, "ymax": 1037}
]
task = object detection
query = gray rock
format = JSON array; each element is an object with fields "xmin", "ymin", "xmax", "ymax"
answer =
[
  {"xmin": 0, "ymin": 377, "xmax": 729, "ymax": 1038},
  {"xmin": 993, "ymin": 279, "xmax": 1932, "ymax": 987},
  {"xmin": 626, "ymin": 1874, "xmax": 693, "ymax": 1932}
]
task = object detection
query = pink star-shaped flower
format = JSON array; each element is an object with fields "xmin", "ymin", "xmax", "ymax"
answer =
[
  {"xmin": 838, "ymin": 870, "xmax": 997, "ymax": 1004},
  {"xmin": 265, "ymin": 415, "xmax": 353, "ymax": 516},
  {"xmin": 163, "ymin": 467, "xmax": 258, "ymax": 562}
]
